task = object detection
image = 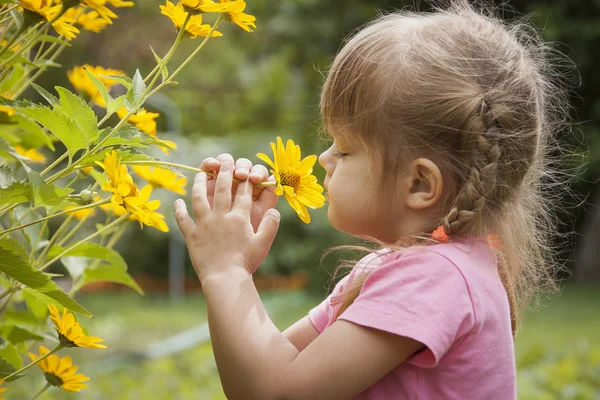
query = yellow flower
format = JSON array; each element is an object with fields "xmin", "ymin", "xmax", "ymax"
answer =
[
  {"xmin": 106, "ymin": 0, "xmax": 134, "ymax": 7},
  {"xmin": 48, "ymin": 305, "xmax": 107, "ymax": 348},
  {"xmin": 133, "ymin": 185, "xmax": 169, "ymax": 232},
  {"xmin": 257, "ymin": 137, "xmax": 325, "ymax": 223},
  {"xmin": 0, "ymin": 39, "xmax": 20, "ymax": 51},
  {"xmin": 95, "ymin": 150, "xmax": 145, "ymax": 213},
  {"xmin": 28, "ymin": 346, "xmax": 90, "ymax": 392},
  {"xmin": 18, "ymin": 1, "xmax": 81, "ymax": 40},
  {"xmin": 65, "ymin": 206, "xmax": 96, "ymax": 219},
  {"xmin": 0, "ymin": 379, "xmax": 6, "ymax": 400},
  {"xmin": 205, "ymin": 0, "xmax": 256, "ymax": 32},
  {"xmin": 15, "ymin": 145, "xmax": 46, "ymax": 163},
  {"xmin": 117, "ymin": 107, "xmax": 160, "ymax": 136},
  {"xmin": 132, "ymin": 165, "xmax": 187, "ymax": 195},
  {"xmin": 160, "ymin": 0, "xmax": 223, "ymax": 38},
  {"xmin": 18, "ymin": 0, "xmax": 52, "ymax": 14},
  {"xmin": 180, "ymin": 0, "xmax": 227, "ymax": 13},
  {"xmin": 79, "ymin": 0, "xmax": 117, "ymax": 21},
  {"xmin": 65, "ymin": 6, "xmax": 112, "ymax": 33},
  {"xmin": 67, "ymin": 64, "xmax": 126, "ymax": 106}
]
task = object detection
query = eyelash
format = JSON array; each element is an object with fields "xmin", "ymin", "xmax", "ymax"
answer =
[{"xmin": 333, "ymin": 152, "xmax": 348, "ymax": 158}]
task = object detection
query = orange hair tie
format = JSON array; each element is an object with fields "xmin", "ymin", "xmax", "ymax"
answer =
[
  {"xmin": 431, "ymin": 225, "xmax": 503, "ymax": 249},
  {"xmin": 432, "ymin": 225, "xmax": 449, "ymax": 243}
]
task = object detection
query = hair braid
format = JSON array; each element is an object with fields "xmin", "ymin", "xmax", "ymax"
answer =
[{"xmin": 442, "ymin": 97, "xmax": 502, "ymax": 236}]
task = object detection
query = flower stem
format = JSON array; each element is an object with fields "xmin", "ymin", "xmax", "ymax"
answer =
[
  {"xmin": 122, "ymin": 160, "xmax": 278, "ymax": 187},
  {"xmin": 4, "ymin": 343, "xmax": 65, "ymax": 382},
  {"xmin": 0, "ymin": 199, "xmax": 110, "ymax": 237},
  {"xmin": 40, "ymin": 151, "xmax": 68, "ymax": 176},
  {"xmin": 0, "ymin": 23, "xmax": 26, "ymax": 60},
  {"xmin": 147, "ymin": 15, "xmax": 222, "ymax": 99},
  {"xmin": 31, "ymin": 382, "xmax": 51, "ymax": 400},
  {"xmin": 39, "ymin": 213, "xmax": 130, "ymax": 272}
]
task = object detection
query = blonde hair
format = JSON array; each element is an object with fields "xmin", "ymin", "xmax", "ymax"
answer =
[{"xmin": 318, "ymin": 0, "xmax": 576, "ymax": 337}]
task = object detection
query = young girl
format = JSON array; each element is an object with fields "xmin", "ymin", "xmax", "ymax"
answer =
[{"xmin": 173, "ymin": 1, "xmax": 571, "ymax": 398}]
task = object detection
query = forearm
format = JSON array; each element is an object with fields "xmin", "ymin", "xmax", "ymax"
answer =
[{"xmin": 202, "ymin": 267, "xmax": 300, "ymax": 400}]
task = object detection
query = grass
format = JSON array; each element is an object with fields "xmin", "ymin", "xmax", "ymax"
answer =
[{"xmin": 5, "ymin": 284, "xmax": 599, "ymax": 399}]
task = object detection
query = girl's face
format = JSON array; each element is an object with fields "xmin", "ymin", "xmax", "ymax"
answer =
[{"xmin": 318, "ymin": 135, "xmax": 408, "ymax": 243}]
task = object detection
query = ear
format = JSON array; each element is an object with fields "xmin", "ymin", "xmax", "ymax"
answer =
[{"xmin": 405, "ymin": 158, "xmax": 443, "ymax": 210}]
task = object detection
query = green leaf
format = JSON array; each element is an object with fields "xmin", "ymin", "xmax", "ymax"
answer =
[
  {"xmin": 32, "ymin": 59, "xmax": 61, "ymax": 69},
  {"xmin": 4, "ymin": 324, "xmax": 44, "ymax": 344},
  {"xmin": 0, "ymin": 181, "xmax": 31, "ymax": 206},
  {"xmin": 0, "ymin": 343, "xmax": 22, "ymax": 369},
  {"xmin": 0, "ymin": 63, "xmax": 24, "ymax": 94},
  {"xmin": 150, "ymin": 45, "xmax": 168, "ymax": 82},
  {"xmin": 9, "ymin": 8, "xmax": 23, "ymax": 29},
  {"xmin": 22, "ymin": 289, "xmax": 48, "ymax": 319},
  {"xmin": 48, "ymin": 242, "xmax": 125, "ymax": 266},
  {"xmin": 0, "ymin": 238, "xmax": 28, "ymax": 260},
  {"xmin": 55, "ymin": 86, "xmax": 98, "ymax": 142},
  {"xmin": 100, "ymin": 125, "xmax": 158, "ymax": 148},
  {"xmin": 0, "ymin": 165, "xmax": 14, "ymax": 187},
  {"xmin": 85, "ymin": 68, "xmax": 112, "ymax": 112},
  {"xmin": 78, "ymin": 148, "xmax": 158, "ymax": 167},
  {"xmin": 10, "ymin": 114, "xmax": 55, "ymax": 151},
  {"xmin": 100, "ymin": 74, "xmax": 132, "ymax": 90},
  {"xmin": 48, "ymin": 243, "xmax": 143, "ymax": 295},
  {"xmin": 16, "ymin": 105, "xmax": 82, "ymax": 155},
  {"xmin": 33, "ymin": 183, "xmax": 74, "ymax": 207},
  {"xmin": 0, "ymin": 356, "xmax": 19, "ymax": 381},
  {"xmin": 31, "ymin": 83, "xmax": 58, "ymax": 106},
  {"xmin": 83, "ymin": 262, "xmax": 144, "ymax": 295},
  {"xmin": 0, "ymin": 245, "xmax": 92, "ymax": 317},
  {"xmin": 124, "ymin": 69, "xmax": 146, "ymax": 111},
  {"xmin": 36, "ymin": 34, "xmax": 71, "ymax": 47},
  {"xmin": 107, "ymin": 94, "xmax": 125, "ymax": 116}
]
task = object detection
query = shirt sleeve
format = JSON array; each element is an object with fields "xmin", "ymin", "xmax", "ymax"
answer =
[
  {"xmin": 337, "ymin": 249, "xmax": 476, "ymax": 368},
  {"xmin": 308, "ymin": 274, "xmax": 352, "ymax": 333}
]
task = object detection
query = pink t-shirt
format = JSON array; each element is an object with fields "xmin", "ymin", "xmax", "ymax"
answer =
[{"xmin": 308, "ymin": 238, "xmax": 516, "ymax": 399}]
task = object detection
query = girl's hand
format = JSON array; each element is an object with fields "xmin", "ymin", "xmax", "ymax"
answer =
[
  {"xmin": 174, "ymin": 154, "xmax": 281, "ymax": 281},
  {"xmin": 200, "ymin": 154, "xmax": 279, "ymax": 233}
]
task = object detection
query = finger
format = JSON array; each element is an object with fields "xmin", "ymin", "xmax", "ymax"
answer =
[
  {"xmin": 254, "ymin": 208, "xmax": 280, "ymax": 252},
  {"xmin": 213, "ymin": 153, "xmax": 234, "ymax": 213},
  {"xmin": 191, "ymin": 172, "xmax": 211, "ymax": 219},
  {"xmin": 248, "ymin": 164, "xmax": 268, "ymax": 183},
  {"xmin": 200, "ymin": 157, "xmax": 220, "ymax": 179},
  {"xmin": 234, "ymin": 158, "xmax": 252, "ymax": 181},
  {"xmin": 232, "ymin": 175, "xmax": 252, "ymax": 217},
  {"xmin": 256, "ymin": 174, "xmax": 279, "ymax": 211},
  {"xmin": 174, "ymin": 199, "xmax": 195, "ymax": 239}
]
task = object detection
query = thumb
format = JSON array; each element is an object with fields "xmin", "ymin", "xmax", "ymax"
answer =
[{"xmin": 255, "ymin": 209, "xmax": 280, "ymax": 249}]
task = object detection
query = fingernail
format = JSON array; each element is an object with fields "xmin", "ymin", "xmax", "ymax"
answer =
[{"xmin": 238, "ymin": 168, "xmax": 248, "ymax": 175}]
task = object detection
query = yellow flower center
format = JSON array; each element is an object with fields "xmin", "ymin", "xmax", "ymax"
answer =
[
  {"xmin": 279, "ymin": 170, "xmax": 301, "ymax": 191},
  {"xmin": 117, "ymin": 182, "xmax": 138, "ymax": 198}
]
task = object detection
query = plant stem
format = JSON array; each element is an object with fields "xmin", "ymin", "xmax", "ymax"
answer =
[
  {"xmin": 0, "ymin": 23, "xmax": 26, "ymax": 60},
  {"xmin": 40, "ymin": 151, "xmax": 68, "ymax": 176},
  {"xmin": 31, "ymin": 382, "xmax": 51, "ymax": 400},
  {"xmin": 4, "ymin": 343, "xmax": 65, "ymax": 381},
  {"xmin": 35, "ymin": 214, "xmax": 74, "ymax": 265},
  {"xmin": 39, "ymin": 213, "xmax": 129, "ymax": 272},
  {"xmin": 147, "ymin": 15, "xmax": 222, "ymax": 99},
  {"xmin": 0, "ymin": 199, "xmax": 110, "ymax": 237},
  {"xmin": 0, "ymin": 286, "xmax": 18, "ymax": 302},
  {"xmin": 122, "ymin": 160, "xmax": 278, "ymax": 187}
]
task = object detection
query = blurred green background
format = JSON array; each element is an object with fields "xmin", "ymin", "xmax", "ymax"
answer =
[{"xmin": 7, "ymin": 0, "xmax": 600, "ymax": 398}]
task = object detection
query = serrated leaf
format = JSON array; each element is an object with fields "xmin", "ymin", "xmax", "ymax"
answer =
[
  {"xmin": 85, "ymin": 69, "xmax": 112, "ymax": 113},
  {"xmin": 150, "ymin": 46, "xmax": 168, "ymax": 82},
  {"xmin": 0, "ymin": 181, "xmax": 31, "ymax": 206},
  {"xmin": 0, "ymin": 165, "xmax": 14, "ymax": 187},
  {"xmin": 33, "ymin": 183, "xmax": 74, "ymax": 207},
  {"xmin": 31, "ymin": 83, "xmax": 58, "ymax": 106},
  {"xmin": 0, "ymin": 356, "xmax": 19, "ymax": 381},
  {"xmin": 124, "ymin": 69, "xmax": 146, "ymax": 111},
  {"xmin": 0, "ymin": 245, "xmax": 92, "ymax": 317},
  {"xmin": 0, "ymin": 63, "xmax": 24, "ymax": 94},
  {"xmin": 0, "ymin": 238, "xmax": 28, "ymax": 260},
  {"xmin": 100, "ymin": 74, "xmax": 132, "ymax": 90},
  {"xmin": 0, "ymin": 343, "xmax": 21, "ymax": 369},
  {"xmin": 55, "ymin": 86, "xmax": 98, "ymax": 141},
  {"xmin": 78, "ymin": 148, "xmax": 158, "ymax": 167},
  {"xmin": 16, "ymin": 104, "xmax": 90, "ymax": 156}
]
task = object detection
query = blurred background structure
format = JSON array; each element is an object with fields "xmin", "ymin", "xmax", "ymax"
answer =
[{"xmin": 7, "ymin": 0, "xmax": 600, "ymax": 398}]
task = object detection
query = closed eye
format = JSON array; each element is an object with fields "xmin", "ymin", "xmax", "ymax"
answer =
[{"xmin": 333, "ymin": 152, "xmax": 348, "ymax": 158}]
